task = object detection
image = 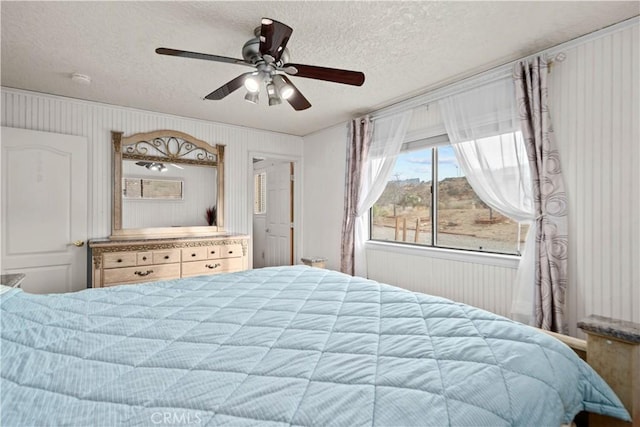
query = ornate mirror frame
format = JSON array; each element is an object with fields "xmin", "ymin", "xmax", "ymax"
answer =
[{"xmin": 110, "ymin": 130, "xmax": 225, "ymax": 239}]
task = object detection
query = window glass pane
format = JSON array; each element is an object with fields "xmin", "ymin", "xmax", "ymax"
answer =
[
  {"xmin": 371, "ymin": 148, "xmax": 432, "ymax": 245},
  {"xmin": 436, "ymin": 145, "xmax": 526, "ymax": 254},
  {"xmin": 254, "ymin": 172, "xmax": 266, "ymax": 214}
]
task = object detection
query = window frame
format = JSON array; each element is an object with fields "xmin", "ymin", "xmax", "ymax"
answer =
[
  {"xmin": 253, "ymin": 171, "xmax": 266, "ymax": 215},
  {"xmin": 368, "ymin": 134, "xmax": 525, "ymax": 257}
]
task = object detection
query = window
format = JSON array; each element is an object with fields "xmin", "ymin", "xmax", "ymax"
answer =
[
  {"xmin": 370, "ymin": 138, "xmax": 528, "ymax": 255},
  {"xmin": 254, "ymin": 172, "xmax": 266, "ymax": 214}
]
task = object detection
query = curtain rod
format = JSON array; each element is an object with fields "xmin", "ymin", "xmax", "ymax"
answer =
[{"xmin": 367, "ymin": 16, "xmax": 638, "ymax": 121}]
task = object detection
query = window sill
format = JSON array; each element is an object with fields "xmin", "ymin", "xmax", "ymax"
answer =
[{"xmin": 365, "ymin": 240, "xmax": 521, "ymax": 269}]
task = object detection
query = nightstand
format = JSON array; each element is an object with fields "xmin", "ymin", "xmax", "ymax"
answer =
[
  {"xmin": 301, "ymin": 257, "xmax": 327, "ymax": 269},
  {"xmin": 579, "ymin": 315, "xmax": 639, "ymax": 427}
]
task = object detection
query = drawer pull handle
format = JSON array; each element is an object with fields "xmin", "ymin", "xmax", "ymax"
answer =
[
  {"xmin": 191, "ymin": 253, "xmax": 197, "ymax": 257},
  {"xmin": 205, "ymin": 263, "xmax": 221, "ymax": 269},
  {"xmin": 134, "ymin": 270, "xmax": 154, "ymax": 277},
  {"xmin": 117, "ymin": 259, "xmax": 122, "ymax": 263},
  {"xmin": 164, "ymin": 255, "xmax": 170, "ymax": 259},
  {"xmin": 142, "ymin": 256, "xmax": 147, "ymax": 261},
  {"xmin": 210, "ymin": 251, "xmax": 216, "ymax": 254},
  {"xmin": 228, "ymin": 251, "xmax": 233, "ymax": 254}
]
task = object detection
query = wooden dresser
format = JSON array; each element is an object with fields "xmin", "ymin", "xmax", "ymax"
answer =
[{"xmin": 89, "ymin": 235, "xmax": 249, "ymax": 288}]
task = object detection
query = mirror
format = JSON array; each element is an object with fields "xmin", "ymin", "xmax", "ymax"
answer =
[{"xmin": 110, "ymin": 130, "xmax": 225, "ymax": 239}]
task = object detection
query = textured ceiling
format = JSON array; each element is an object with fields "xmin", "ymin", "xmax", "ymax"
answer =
[{"xmin": 1, "ymin": 1, "xmax": 638, "ymax": 136}]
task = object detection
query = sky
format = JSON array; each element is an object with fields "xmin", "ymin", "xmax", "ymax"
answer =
[{"xmin": 392, "ymin": 145, "xmax": 461, "ymax": 183}]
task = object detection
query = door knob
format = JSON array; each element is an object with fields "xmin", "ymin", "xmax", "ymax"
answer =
[{"xmin": 71, "ymin": 240, "xmax": 85, "ymax": 247}]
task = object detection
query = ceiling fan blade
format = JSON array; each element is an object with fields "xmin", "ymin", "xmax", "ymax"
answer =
[
  {"xmin": 156, "ymin": 48, "xmax": 254, "ymax": 68},
  {"xmin": 204, "ymin": 73, "xmax": 252, "ymax": 100},
  {"xmin": 283, "ymin": 63, "xmax": 365, "ymax": 86},
  {"xmin": 259, "ymin": 18, "xmax": 292, "ymax": 62},
  {"xmin": 280, "ymin": 75, "xmax": 311, "ymax": 111}
]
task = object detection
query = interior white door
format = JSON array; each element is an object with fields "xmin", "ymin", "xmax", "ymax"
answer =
[
  {"xmin": 265, "ymin": 161, "xmax": 292, "ymax": 267},
  {"xmin": 1, "ymin": 127, "xmax": 88, "ymax": 293}
]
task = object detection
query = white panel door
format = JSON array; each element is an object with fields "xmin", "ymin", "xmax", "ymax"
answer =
[
  {"xmin": 265, "ymin": 161, "xmax": 292, "ymax": 267},
  {"xmin": 252, "ymin": 215, "xmax": 267, "ymax": 268},
  {"xmin": 1, "ymin": 127, "xmax": 88, "ymax": 293}
]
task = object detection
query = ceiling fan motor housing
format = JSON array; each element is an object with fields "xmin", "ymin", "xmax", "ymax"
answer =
[{"xmin": 242, "ymin": 34, "xmax": 289, "ymax": 66}]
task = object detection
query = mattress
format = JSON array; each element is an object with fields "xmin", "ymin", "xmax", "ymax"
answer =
[{"xmin": 0, "ymin": 266, "xmax": 630, "ymax": 426}]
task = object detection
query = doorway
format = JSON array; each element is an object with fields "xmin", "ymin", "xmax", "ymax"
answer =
[
  {"xmin": 252, "ymin": 157, "xmax": 296, "ymax": 268},
  {"xmin": 1, "ymin": 127, "xmax": 88, "ymax": 293}
]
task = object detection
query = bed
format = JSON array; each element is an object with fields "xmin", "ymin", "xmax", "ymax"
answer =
[{"xmin": 1, "ymin": 266, "xmax": 630, "ymax": 426}]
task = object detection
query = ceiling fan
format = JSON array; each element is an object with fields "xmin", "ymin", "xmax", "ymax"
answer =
[
  {"xmin": 155, "ymin": 18, "xmax": 365, "ymax": 111},
  {"xmin": 135, "ymin": 161, "xmax": 183, "ymax": 172}
]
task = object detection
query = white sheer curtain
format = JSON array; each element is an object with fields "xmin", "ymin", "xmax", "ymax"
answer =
[
  {"xmin": 438, "ymin": 78, "xmax": 536, "ymax": 324},
  {"xmin": 353, "ymin": 110, "xmax": 412, "ymax": 277}
]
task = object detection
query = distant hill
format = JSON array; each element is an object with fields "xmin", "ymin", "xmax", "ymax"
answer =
[{"xmin": 377, "ymin": 176, "xmax": 486, "ymax": 209}]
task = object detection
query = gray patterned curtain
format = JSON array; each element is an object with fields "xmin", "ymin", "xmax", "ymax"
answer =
[
  {"xmin": 340, "ymin": 117, "xmax": 372, "ymax": 275},
  {"xmin": 514, "ymin": 56, "xmax": 569, "ymax": 333}
]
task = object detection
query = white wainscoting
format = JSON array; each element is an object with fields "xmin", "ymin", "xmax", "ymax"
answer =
[
  {"xmin": 367, "ymin": 244, "xmax": 518, "ymax": 319},
  {"xmin": 1, "ymin": 88, "xmax": 303, "ymax": 241}
]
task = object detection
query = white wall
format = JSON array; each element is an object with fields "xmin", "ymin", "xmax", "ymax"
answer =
[
  {"xmin": 302, "ymin": 123, "xmax": 347, "ymax": 271},
  {"xmin": 549, "ymin": 22, "xmax": 640, "ymax": 335},
  {"xmin": 302, "ymin": 20, "xmax": 639, "ymax": 337},
  {"xmin": 0, "ymin": 88, "xmax": 303, "ymax": 240}
]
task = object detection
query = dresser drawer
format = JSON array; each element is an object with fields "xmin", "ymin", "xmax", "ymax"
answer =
[
  {"xmin": 220, "ymin": 244, "xmax": 243, "ymax": 259},
  {"xmin": 137, "ymin": 252, "xmax": 153, "ymax": 265},
  {"xmin": 206, "ymin": 245, "xmax": 222, "ymax": 259},
  {"xmin": 153, "ymin": 249, "xmax": 180, "ymax": 264},
  {"xmin": 103, "ymin": 263, "xmax": 181, "ymax": 286},
  {"xmin": 182, "ymin": 247, "xmax": 207, "ymax": 261},
  {"xmin": 181, "ymin": 257, "xmax": 244, "ymax": 278},
  {"xmin": 103, "ymin": 252, "xmax": 137, "ymax": 269}
]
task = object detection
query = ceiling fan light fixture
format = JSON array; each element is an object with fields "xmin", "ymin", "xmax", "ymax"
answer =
[
  {"xmin": 268, "ymin": 94, "xmax": 282, "ymax": 106},
  {"xmin": 273, "ymin": 75, "xmax": 294, "ymax": 100},
  {"xmin": 266, "ymin": 81, "xmax": 281, "ymax": 106},
  {"xmin": 244, "ymin": 91, "xmax": 259, "ymax": 104},
  {"xmin": 143, "ymin": 162, "xmax": 167, "ymax": 172},
  {"xmin": 243, "ymin": 74, "xmax": 261, "ymax": 93}
]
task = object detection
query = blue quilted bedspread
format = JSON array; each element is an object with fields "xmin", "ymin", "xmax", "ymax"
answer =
[{"xmin": 1, "ymin": 266, "xmax": 630, "ymax": 426}]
